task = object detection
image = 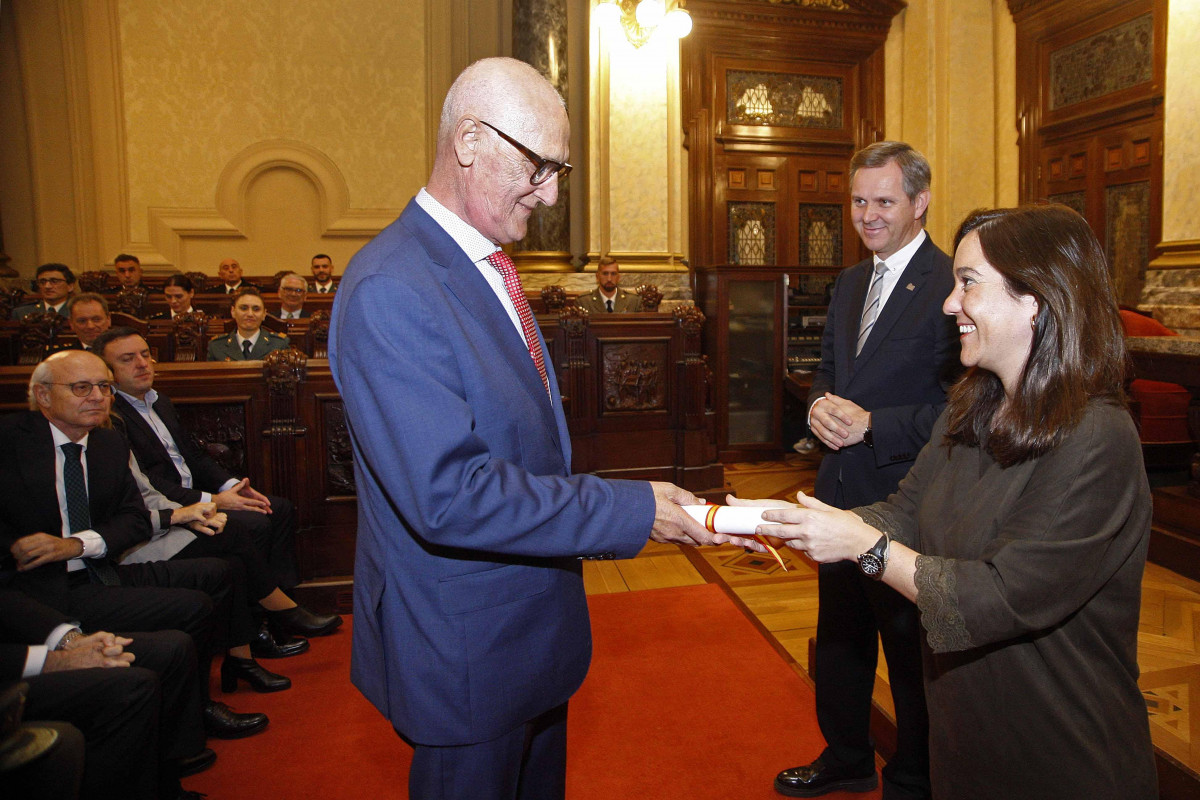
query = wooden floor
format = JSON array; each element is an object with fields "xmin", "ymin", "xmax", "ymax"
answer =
[{"xmin": 582, "ymin": 453, "xmax": 1200, "ymax": 782}]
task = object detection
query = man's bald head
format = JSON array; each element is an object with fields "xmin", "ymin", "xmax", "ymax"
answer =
[
  {"xmin": 427, "ymin": 57, "xmax": 569, "ymax": 245},
  {"xmin": 29, "ymin": 350, "xmax": 114, "ymax": 439}
]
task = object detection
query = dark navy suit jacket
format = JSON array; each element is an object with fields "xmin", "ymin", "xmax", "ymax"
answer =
[
  {"xmin": 329, "ymin": 200, "xmax": 654, "ymax": 746},
  {"xmin": 808, "ymin": 234, "xmax": 960, "ymax": 508}
]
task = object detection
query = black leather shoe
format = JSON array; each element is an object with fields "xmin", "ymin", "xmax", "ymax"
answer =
[
  {"xmin": 249, "ymin": 618, "xmax": 310, "ymax": 659},
  {"xmin": 774, "ymin": 757, "xmax": 878, "ymax": 797},
  {"xmin": 219, "ymin": 655, "xmax": 291, "ymax": 693},
  {"xmin": 267, "ymin": 605, "xmax": 343, "ymax": 638},
  {"xmin": 203, "ymin": 701, "xmax": 268, "ymax": 739},
  {"xmin": 176, "ymin": 747, "xmax": 216, "ymax": 777}
]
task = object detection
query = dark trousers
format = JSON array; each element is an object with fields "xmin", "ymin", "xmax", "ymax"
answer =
[
  {"xmin": 226, "ymin": 493, "xmax": 298, "ymax": 589},
  {"xmin": 23, "ymin": 667, "xmax": 160, "ymax": 800},
  {"xmin": 407, "ymin": 702, "xmax": 569, "ymax": 800},
  {"xmin": 177, "ymin": 524, "xmax": 282, "ymax": 647},
  {"xmin": 814, "ymin": 559, "xmax": 930, "ymax": 800}
]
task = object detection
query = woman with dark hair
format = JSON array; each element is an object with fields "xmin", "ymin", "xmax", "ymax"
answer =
[{"xmin": 731, "ymin": 204, "xmax": 1156, "ymax": 798}]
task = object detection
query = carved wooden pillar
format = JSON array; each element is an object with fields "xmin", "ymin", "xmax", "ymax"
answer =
[
  {"xmin": 557, "ymin": 306, "xmax": 591, "ymax": 423},
  {"xmin": 262, "ymin": 348, "xmax": 308, "ymax": 516},
  {"xmin": 674, "ymin": 304, "xmax": 722, "ymax": 492}
]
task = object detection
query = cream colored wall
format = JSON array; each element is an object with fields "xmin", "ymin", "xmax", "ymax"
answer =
[
  {"xmin": 884, "ymin": 0, "xmax": 1018, "ymax": 248},
  {"xmin": 1162, "ymin": 0, "xmax": 1200, "ymax": 246},
  {"xmin": 588, "ymin": 1, "xmax": 686, "ymax": 272}
]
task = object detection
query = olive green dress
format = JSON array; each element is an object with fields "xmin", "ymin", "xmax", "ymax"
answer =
[{"xmin": 856, "ymin": 400, "xmax": 1157, "ymax": 800}]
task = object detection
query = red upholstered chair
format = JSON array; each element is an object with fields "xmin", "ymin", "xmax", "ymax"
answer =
[{"xmin": 1120, "ymin": 309, "xmax": 1193, "ymax": 468}]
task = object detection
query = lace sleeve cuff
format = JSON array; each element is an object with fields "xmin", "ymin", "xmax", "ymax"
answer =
[
  {"xmin": 852, "ymin": 505, "xmax": 913, "ymax": 547},
  {"xmin": 915, "ymin": 555, "xmax": 972, "ymax": 653}
]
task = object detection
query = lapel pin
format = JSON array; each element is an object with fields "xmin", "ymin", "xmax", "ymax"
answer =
[{"xmin": 906, "ymin": 283, "xmax": 915, "ymax": 291}]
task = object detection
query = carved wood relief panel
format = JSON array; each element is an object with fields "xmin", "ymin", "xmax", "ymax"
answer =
[
  {"xmin": 600, "ymin": 340, "xmax": 669, "ymax": 412},
  {"xmin": 1049, "ymin": 14, "xmax": 1152, "ymax": 111},
  {"xmin": 322, "ymin": 399, "xmax": 356, "ymax": 497},
  {"xmin": 726, "ymin": 70, "xmax": 843, "ymax": 130},
  {"xmin": 176, "ymin": 402, "xmax": 248, "ymax": 476}
]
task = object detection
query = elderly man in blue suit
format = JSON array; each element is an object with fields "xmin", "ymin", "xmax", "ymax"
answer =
[{"xmin": 330, "ymin": 57, "xmax": 737, "ymax": 800}]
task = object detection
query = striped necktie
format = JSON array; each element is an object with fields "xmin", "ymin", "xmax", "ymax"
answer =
[
  {"xmin": 856, "ymin": 261, "xmax": 888, "ymax": 356},
  {"xmin": 61, "ymin": 443, "xmax": 120, "ymax": 586},
  {"xmin": 486, "ymin": 251, "xmax": 550, "ymax": 398}
]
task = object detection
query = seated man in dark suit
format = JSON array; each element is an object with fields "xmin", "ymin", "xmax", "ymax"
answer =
[
  {"xmin": 2, "ymin": 588, "xmax": 210, "ymax": 800},
  {"xmin": 112, "ymin": 254, "xmax": 145, "ymax": 291},
  {"xmin": 3, "ymin": 349, "xmax": 269, "ymax": 740},
  {"xmin": 150, "ymin": 273, "xmax": 199, "ymax": 320},
  {"xmin": 96, "ymin": 328, "xmax": 335, "ymax": 646},
  {"xmin": 574, "ymin": 255, "xmax": 642, "ymax": 313},
  {"xmin": 310, "ymin": 253, "xmax": 336, "ymax": 293},
  {"xmin": 216, "ymin": 258, "xmax": 256, "ymax": 294},
  {"xmin": 66, "ymin": 293, "xmax": 112, "ymax": 350},
  {"xmin": 206, "ymin": 287, "xmax": 290, "ymax": 361},
  {"xmin": 12, "ymin": 264, "xmax": 75, "ymax": 321},
  {"xmin": 276, "ymin": 272, "xmax": 311, "ymax": 319}
]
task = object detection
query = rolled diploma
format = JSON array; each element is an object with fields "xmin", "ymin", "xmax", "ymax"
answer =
[{"xmin": 682, "ymin": 505, "xmax": 778, "ymax": 535}]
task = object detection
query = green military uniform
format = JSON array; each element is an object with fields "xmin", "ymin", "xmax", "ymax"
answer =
[{"xmin": 206, "ymin": 329, "xmax": 290, "ymax": 361}]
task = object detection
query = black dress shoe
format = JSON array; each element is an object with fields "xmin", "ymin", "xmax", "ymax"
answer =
[
  {"xmin": 203, "ymin": 701, "xmax": 268, "ymax": 739},
  {"xmin": 249, "ymin": 618, "xmax": 310, "ymax": 659},
  {"xmin": 176, "ymin": 747, "xmax": 217, "ymax": 777},
  {"xmin": 220, "ymin": 655, "xmax": 291, "ymax": 693},
  {"xmin": 774, "ymin": 757, "xmax": 878, "ymax": 797},
  {"xmin": 267, "ymin": 605, "xmax": 343, "ymax": 638}
]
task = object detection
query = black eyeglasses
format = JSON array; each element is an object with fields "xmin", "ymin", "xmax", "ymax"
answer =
[
  {"xmin": 479, "ymin": 120, "xmax": 572, "ymax": 186},
  {"xmin": 37, "ymin": 277, "xmax": 68, "ymax": 286},
  {"xmin": 42, "ymin": 381, "xmax": 114, "ymax": 397}
]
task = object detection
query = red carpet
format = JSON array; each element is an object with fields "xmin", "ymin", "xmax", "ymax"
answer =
[{"xmin": 188, "ymin": 584, "xmax": 881, "ymax": 799}]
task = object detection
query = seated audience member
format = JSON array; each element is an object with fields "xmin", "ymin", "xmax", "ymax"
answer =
[
  {"xmin": 12, "ymin": 264, "xmax": 75, "ymax": 320},
  {"xmin": 151, "ymin": 273, "xmax": 199, "ymax": 320},
  {"xmin": 66, "ymin": 293, "xmax": 112, "ymax": 350},
  {"xmin": 217, "ymin": 258, "xmax": 256, "ymax": 294},
  {"xmin": 2, "ymin": 349, "xmax": 270, "ymax": 740},
  {"xmin": 122, "ymin": 450, "xmax": 340, "ymax": 673},
  {"xmin": 113, "ymin": 254, "xmax": 145, "ymax": 291},
  {"xmin": 310, "ymin": 253, "xmax": 336, "ymax": 293},
  {"xmin": 575, "ymin": 255, "xmax": 643, "ymax": 313},
  {"xmin": 737, "ymin": 205, "xmax": 1158, "ymax": 799},
  {"xmin": 96, "ymin": 328, "xmax": 333, "ymax": 644},
  {"xmin": 2, "ymin": 588, "xmax": 211, "ymax": 800},
  {"xmin": 276, "ymin": 272, "xmax": 310, "ymax": 319},
  {"xmin": 206, "ymin": 287, "xmax": 290, "ymax": 361}
]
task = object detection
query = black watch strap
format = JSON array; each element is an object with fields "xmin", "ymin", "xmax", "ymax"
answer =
[{"xmin": 857, "ymin": 532, "xmax": 889, "ymax": 580}]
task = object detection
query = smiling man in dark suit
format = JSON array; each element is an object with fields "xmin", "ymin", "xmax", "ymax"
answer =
[
  {"xmin": 329, "ymin": 57, "xmax": 727, "ymax": 800},
  {"xmin": 773, "ymin": 142, "xmax": 960, "ymax": 800}
]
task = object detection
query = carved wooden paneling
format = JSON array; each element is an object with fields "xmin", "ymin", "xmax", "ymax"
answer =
[
  {"xmin": 600, "ymin": 341, "xmax": 669, "ymax": 412},
  {"xmin": 174, "ymin": 401, "xmax": 249, "ymax": 476},
  {"xmin": 1013, "ymin": 0, "xmax": 1164, "ymax": 306},
  {"xmin": 321, "ymin": 399, "xmax": 356, "ymax": 497}
]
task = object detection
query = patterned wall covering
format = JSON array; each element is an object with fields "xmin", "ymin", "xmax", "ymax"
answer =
[
  {"xmin": 118, "ymin": 0, "xmax": 427, "ymax": 243},
  {"xmin": 1049, "ymin": 14, "xmax": 1152, "ymax": 111},
  {"xmin": 728, "ymin": 202, "xmax": 776, "ymax": 266},
  {"xmin": 1105, "ymin": 181, "xmax": 1150, "ymax": 300},
  {"xmin": 1047, "ymin": 191, "xmax": 1086, "ymax": 218},
  {"xmin": 727, "ymin": 70, "xmax": 843, "ymax": 130},
  {"xmin": 797, "ymin": 204, "xmax": 842, "ymax": 266},
  {"xmin": 608, "ymin": 51, "xmax": 671, "ymax": 255},
  {"xmin": 513, "ymin": 0, "xmax": 569, "ymax": 254}
]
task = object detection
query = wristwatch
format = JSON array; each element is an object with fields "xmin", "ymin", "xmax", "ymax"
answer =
[
  {"xmin": 56, "ymin": 628, "xmax": 84, "ymax": 650},
  {"xmin": 857, "ymin": 533, "xmax": 890, "ymax": 579},
  {"xmin": 862, "ymin": 413, "xmax": 874, "ymax": 448}
]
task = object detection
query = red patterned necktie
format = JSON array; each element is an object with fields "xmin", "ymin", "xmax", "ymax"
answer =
[{"xmin": 486, "ymin": 250, "xmax": 549, "ymax": 398}]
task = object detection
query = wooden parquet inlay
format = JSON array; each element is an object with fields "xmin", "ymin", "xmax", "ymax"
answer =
[{"xmin": 583, "ymin": 455, "xmax": 1200, "ymax": 781}]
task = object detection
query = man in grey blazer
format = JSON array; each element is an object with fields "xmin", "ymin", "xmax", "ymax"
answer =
[
  {"xmin": 574, "ymin": 255, "xmax": 642, "ymax": 313},
  {"xmin": 774, "ymin": 142, "xmax": 960, "ymax": 800}
]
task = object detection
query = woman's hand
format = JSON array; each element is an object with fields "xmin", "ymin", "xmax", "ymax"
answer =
[{"xmin": 759, "ymin": 491, "xmax": 881, "ymax": 564}]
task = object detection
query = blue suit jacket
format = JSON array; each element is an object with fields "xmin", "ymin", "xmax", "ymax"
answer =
[
  {"xmin": 329, "ymin": 199, "xmax": 654, "ymax": 746},
  {"xmin": 808, "ymin": 234, "xmax": 960, "ymax": 509}
]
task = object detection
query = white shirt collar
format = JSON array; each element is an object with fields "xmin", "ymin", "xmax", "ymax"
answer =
[
  {"xmin": 874, "ymin": 228, "xmax": 927, "ymax": 273},
  {"xmin": 49, "ymin": 422, "xmax": 89, "ymax": 450},
  {"xmin": 236, "ymin": 330, "xmax": 261, "ymax": 348},
  {"xmin": 415, "ymin": 188, "xmax": 499, "ymax": 265}
]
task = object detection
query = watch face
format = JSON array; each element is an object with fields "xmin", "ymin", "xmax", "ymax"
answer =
[{"xmin": 859, "ymin": 553, "xmax": 884, "ymax": 577}]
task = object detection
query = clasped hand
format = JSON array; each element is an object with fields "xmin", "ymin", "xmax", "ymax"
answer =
[
  {"xmin": 171, "ymin": 501, "xmax": 227, "ymax": 536},
  {"xmin": 809, "ymin": 393, "xmax": 870, "ymax": 451}
]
